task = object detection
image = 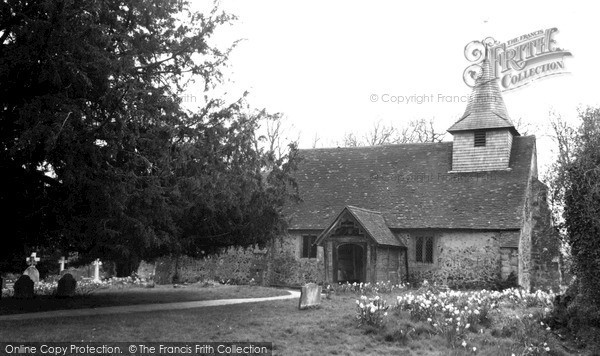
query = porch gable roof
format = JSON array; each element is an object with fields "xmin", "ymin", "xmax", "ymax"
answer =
[{"xmin": 316, "ymin": 205, "xmax": 405, "ymax": 248}]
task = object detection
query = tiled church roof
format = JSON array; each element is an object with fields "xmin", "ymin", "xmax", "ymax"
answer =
[
  {"xmin": 286, "ymin": 136, "xmax": 535, "ymax": 230},
  {"xmin": 448, "ymin": 58, "xmax": 518, "ymax": 135}
]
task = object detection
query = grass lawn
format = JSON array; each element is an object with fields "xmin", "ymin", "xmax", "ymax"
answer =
[
  {"xmin": 1, "ymin": 289, "xmax": 596, "ymax": 355},
  {"xmin": 0, "ymin": 284, "xmax": 289, "ymax": 315}
]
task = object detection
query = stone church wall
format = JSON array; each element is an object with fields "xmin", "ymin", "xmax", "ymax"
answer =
[
  {"xmin": 399, "ymin": 230, "xmax": 519, "ymax": 288},
  {"xmin": 375, "ymin": 246, "xmax": 401, "ymax": 283},
  {"xmin": 500, "ymin": 247, "xmax": 519, "ymax": 279},
  {"xmin": 529, "ymin": 179, "xmax": 562, "ymax": 291},
  {"xmin": 151, "ymin": 232, "xmax": 325, "ymax": 286},
  {"xmin": 268, "ymin": 232, "xmax": 324, "ymax": 286}
]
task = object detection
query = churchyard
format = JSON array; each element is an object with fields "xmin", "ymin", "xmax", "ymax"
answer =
[{"xmin": 2, "ymin": 266, "xmax": 599, "ymax": 355}]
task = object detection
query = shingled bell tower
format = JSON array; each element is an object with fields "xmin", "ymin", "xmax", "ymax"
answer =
[{"xmin": 448, "ymin": 49, "xmax": 520, "ymax": 172}]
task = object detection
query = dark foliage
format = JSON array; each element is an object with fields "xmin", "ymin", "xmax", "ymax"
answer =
[
  {"xmin": 563, "ymin": 107, "xmax": 600, "ymax": 307},
  {"xmin": 0, "ymin": 0, "xmax": 298, "ymax": 275}
]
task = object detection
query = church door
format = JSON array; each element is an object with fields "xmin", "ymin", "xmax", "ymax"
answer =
[{"xmin": 336, "ymin": 244, "xmax": 365, "ymax": 283}]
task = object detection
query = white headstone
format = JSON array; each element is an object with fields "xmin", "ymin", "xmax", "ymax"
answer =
[
  {"xmin": 93, "ymin": 259, "xmax": 102, "ymax": 282},
  {"xmin": 58, "ymin": 256, "xmax": 66, "ymax": 272},
  {"xmin": 298, "ymin": 283, "xmax": 322, "ymax": 310}
]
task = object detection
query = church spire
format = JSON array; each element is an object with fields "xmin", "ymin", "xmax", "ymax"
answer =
[
  {"xmin": 447, "ymin": 42, "xmax": 520, "ymax": 172},
  {"xmin": 448, "ymin": 48, "xmax": 519, "ymax": 136}
]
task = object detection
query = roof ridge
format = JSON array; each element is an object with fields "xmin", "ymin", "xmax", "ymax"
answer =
[
  {"xmin": 346, "ymin": 205, "xmax": 382, "ymax": 214},
  {"xmin": 299, "ymin": 141, "xmax": 453, "ymax": 151}
]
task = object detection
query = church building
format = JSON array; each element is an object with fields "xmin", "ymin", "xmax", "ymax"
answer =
[{"xmin": 282, "ymin": 57, "xmax": 559, "ymax": 291}]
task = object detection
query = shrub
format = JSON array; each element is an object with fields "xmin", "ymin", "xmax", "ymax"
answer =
[
  {"xmin": 154, "ymin": 248, "xmax": 268, "ymax": 285},
  {"xmin": 75, "ymin": 280, "xmax": 104, "ymax": 295},
  {"xmin": 265, "ymin": 250, "xmax": 323, "ymax": 286}
]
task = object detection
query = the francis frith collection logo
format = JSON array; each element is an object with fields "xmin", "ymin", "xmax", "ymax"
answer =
[{"xmin": 463, "ymin": 28, "xmax": 572, "ymax": 91}]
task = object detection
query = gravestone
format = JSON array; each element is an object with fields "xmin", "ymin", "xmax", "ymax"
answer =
[
  {"xmin": 23, "ymin": 266, "xmax": 40, "ymax": 283},
  {"xmin": 93, "ymin": 259, "xmax": 102, "ymax": 282},
  {"xmin": 23, "ymin": 252, "xmax": 41, "ymax": 283},
  {"xmin": 14, "ymin": 275, "xmax": 34, "ymax": 299},
  {"xmin": 298, "ymin": 282, "xmax": 322, "ymax": 310},
  {"xmin": 56, "ymin": 273, "xmax": 77, "ymax": 298},
  {"xmin": 58, "ymin": 256, "xmax": 66, "ymax": 272}
]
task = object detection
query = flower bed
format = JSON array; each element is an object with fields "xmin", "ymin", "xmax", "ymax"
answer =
[
  {"xmin": 354, "ymin": 281, "xmax": 557, "ymax": 353},
  {"xmin": 333, "ymin": 281, "xmax": 408, "ymax": 295},
  {"xmin": 356, "ymin": 295, "xmax": 389, "ymax": 328}
]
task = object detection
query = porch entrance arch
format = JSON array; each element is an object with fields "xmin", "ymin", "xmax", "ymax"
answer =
[{"xmin": 336, "ymin": 243, "xmax": 365, "ymax": 283}]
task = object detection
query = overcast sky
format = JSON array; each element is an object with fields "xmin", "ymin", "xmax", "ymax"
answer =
[{"xmin": 189, "ymin": 1, "xmax": 600, "ymax": 174}]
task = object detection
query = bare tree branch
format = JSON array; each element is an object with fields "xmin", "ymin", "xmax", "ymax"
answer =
[
  {"xmin": 311, "ymin": 132, "xmax": 320, "ymax": 149},
  {"xmin": 338, "ymin": 118, "xmax": 446, "ymax": 147}
]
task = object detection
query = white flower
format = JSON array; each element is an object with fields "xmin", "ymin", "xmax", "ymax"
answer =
[
  {"xmin": 461, "ymin": 340, "xmax": 467, "ymax": 347},
  {"xmin": 472, "ymin": 347, "xmax": 477, "ymax": 352}
]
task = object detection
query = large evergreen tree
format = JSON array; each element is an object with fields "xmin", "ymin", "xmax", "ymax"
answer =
[
  {"xmin": 0, "ymin": 0, "xmax": 298, "ymax": 275},
  {"xmin": 563, "ymin": 107, "xmax": 600, "ymax": 307}
]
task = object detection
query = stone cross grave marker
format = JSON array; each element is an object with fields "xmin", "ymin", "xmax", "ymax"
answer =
[
  {"xmin": 58, "ymin": 256, "xmax": 66, "ymax": 272},
  {"xmin": 23, "ymin": 252, "xmax": 40, "ymax": 283},
  {"xmin": 93, "ymin": 259, "xmax": 102, "ymax": 282},
  {"xmin": 298, "ymin": 282, "xmax": 322, "ymax": 310},
  {"xmin": 26, "ymin": 252, "xmax": 40, "ymax": 266}
]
